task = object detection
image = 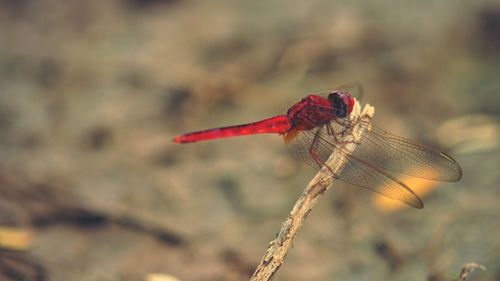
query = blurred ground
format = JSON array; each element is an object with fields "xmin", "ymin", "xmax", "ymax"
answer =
[{"xmin": 0, "ymin": 0, "xmax": 499, "ymax": 280}]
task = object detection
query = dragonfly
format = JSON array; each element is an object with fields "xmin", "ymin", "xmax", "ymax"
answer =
[{"xmin": 173, "ymin": 84, "xmax": 462, "ymax": 208}]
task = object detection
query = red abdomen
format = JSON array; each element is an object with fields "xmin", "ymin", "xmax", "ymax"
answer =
[
  {"xmin": 286, "ymin": 95, "xmax": 334, "ymax": 130},
  {"xmin": 173, "ymin": 115, "xmax": 292, "ymax": 143}
]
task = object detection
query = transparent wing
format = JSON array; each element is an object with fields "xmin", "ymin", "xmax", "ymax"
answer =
[
  {"xmin": 283, "ymin": 124, "xmax": 424, "ymax": 208},
  {"xmin": 300, "ymin": 107, "xmax": 463, "ymax": 182},
  {"xmin": 353, "ymin": 122, "xmax": 462, "ymax": 181}
]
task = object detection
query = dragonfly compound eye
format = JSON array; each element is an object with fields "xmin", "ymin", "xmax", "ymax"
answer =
[{"xmin": 328, "ymin": 92, "xmax": 348, "ymax": 118}]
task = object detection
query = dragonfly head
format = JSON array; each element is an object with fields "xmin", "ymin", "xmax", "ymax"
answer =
[{"xmin": 328, "ymin": 91, "xmax": 355, "ymax": 118}]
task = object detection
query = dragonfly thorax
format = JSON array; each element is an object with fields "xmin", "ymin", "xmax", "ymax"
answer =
[{"xmin": 287, "ymin": 95, "xmax": 338, "ymax": 130}]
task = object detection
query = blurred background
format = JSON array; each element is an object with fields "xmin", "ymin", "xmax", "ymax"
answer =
[{"xmin": 0, "ymin": 0, "xmax": 499, "ymax": 280}]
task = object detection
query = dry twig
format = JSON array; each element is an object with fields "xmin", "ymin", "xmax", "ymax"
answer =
[
  {"xmin": 250, "ymin": 102, "xmax": 375, "ymax": 281},
  {"xmin": 457, "ymin": 263, "xmax": 486, "ymax": 281}
]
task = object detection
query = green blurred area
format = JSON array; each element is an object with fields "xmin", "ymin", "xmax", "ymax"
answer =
[{"xmin": 0, "ymin": 1, "xmax": 499, "ymax": 280}]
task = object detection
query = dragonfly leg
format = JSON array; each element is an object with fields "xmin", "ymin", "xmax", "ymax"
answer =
[
  {"xmin": 332, "ymin": 118, "xmax": 354, "ymax": 138},
  {"xmin": 309, "ymin": 129, "xmax": 325, "ymax": 163},
  {"xmin": 326, "ymin": 123, "xmax": 335, "ymax": 136},
  {"xmin": 327, "ymin": 120, "xmax": 349, "ymax": 137},
  {"xmin": 328, "ymin": 123, "xmax": 360, "ymax": 145},
  {"xmin": 309, "ymin": 128, "xmax": 337, "ymax": 176},
  {"xmin": 308, "ymin": 128, "xmax": 323, "ymax": 166}
]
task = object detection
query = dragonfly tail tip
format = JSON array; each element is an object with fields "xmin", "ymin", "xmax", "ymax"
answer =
[{"xmin": 173, "ymin": 135, "xmax": 185, "ymax": 144}]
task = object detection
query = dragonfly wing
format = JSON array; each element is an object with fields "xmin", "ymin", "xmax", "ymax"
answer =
[
  {"xmin": 301, "ymin": 115, "xmax": 463, "ymax": 182},
  {"xmin": 334, "ymin": 147, "xmax": 424, "ymax": 208},
  {"xmin": 283, "ymin": 124, "xmax": 424, "ymax": 208},
  {"xmin": 283, "ymin": 126, "xmax": 325, "ymax": 169},
  {"xmin": 352, "ymin": 120, "xmax": 462, "ymax": 182}
]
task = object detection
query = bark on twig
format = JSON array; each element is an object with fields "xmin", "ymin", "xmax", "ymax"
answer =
[{"xmin": 250, "ymin": 102, "xmax": 375, "ymax": 281}]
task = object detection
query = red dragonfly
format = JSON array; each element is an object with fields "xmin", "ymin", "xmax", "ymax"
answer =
[{"xmin": 173, "ymin": 85, "xmax": 462, "ymax": 208}]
